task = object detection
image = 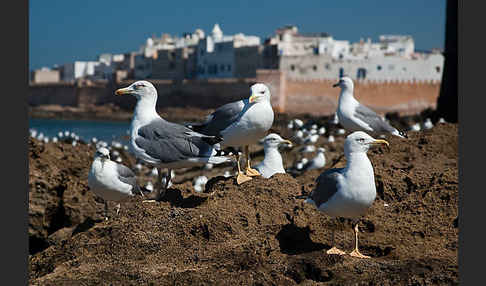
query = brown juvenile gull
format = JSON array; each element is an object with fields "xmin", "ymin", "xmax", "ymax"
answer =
[
  {"xmin": 334, "ymin": 76, "xmax": 407, "ymax": 138},
  {"xmin": 305, "ymin": 131, "xmax": 389, "ymax": 258},
  {"xmin": 188, "ymin": 83, "xmax": 274, "ymax": 184},
  {"xmin": 115, "ymin": 80, "xmax": 232, "ymax": 201}
]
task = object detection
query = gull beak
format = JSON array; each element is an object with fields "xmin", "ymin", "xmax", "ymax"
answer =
[
  {"xmin": 115, "ymin": 86, "xmax": 132, "ymax": 96},
  {"xmin": 249, "ymin": 93, "xmax": 258, "ymax": 103},
  {"xmin": 332, "ymin": 82, "xmax": 340, "ymax": 88},
  {"xmin": 369, "ymin": 139, "xmax": 390, "ymax": 150},
  {"xmin": 281, "ymin": 139, "xmax": 293, "ymax": 145}
]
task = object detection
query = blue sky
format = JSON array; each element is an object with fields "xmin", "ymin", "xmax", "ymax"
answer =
[{"xmin": 29, "ymin": 0, "xmax": 446, "ymax": 70}]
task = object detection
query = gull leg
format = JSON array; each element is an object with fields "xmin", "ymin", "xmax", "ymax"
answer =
[
  {"xmin": 244, "ymin": 145, "xmax": 260, "ymax": 177},
  {"xmin": 326, "ymin": 221, "xmax": 346, "ymax": 255},
  {"xmin": 104, "ymin": 201, "xmax": 109, "ymax": 220},
  {"xmin": 158, "ymin": 169, "xmax": 171, "ymax": 199},
  {"xmin": 236, "ymin": 152, "xmax": 252, "ymax": 185},
  {"xmin": 349, "ymin": 222, "xmax": 371, "ymax": 259}
]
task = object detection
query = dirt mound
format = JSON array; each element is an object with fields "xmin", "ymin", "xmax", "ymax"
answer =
[{"xmin": 28, "ymin": 123, "xmax": 458, "ymax": 285}]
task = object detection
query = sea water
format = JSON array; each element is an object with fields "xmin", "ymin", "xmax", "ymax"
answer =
[{"xmin": 29, "ymin": 118, "xmax": 131, "ymax": 144}]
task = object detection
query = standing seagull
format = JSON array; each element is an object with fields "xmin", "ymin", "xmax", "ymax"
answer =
[
  {"xmin": 88, "ymin": 147, "xmax": 143, "ymax": 219},
  {"xmin": 189, "ymin": 83, "xmax": 274, "ymax": 184},
  {"xmin": 254, "ymin": 133, "xmax": 292, "ymax": 178},
  {"xmin": 305, "ymin": 131, "xmax": 389, "ymax": 258},
  {"xmin": 115, "ymin": 80, "xmax": 231, "ymax": 201},
  {"xmin": 334, "ymin": 76, "xmax": 407, "ymax": 138}
]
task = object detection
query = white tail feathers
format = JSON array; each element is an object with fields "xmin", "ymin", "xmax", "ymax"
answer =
[{"xmin": 207, "ymin": 156, "xmax": 233, "ymax": 164}]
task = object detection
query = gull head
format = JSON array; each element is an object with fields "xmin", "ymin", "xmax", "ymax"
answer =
[
  {"xmin": 115, "ymin": 80, "xmax": 157, "ymax": 101},
  {"xmin": 262, "ymin": 133, "xmax": 292, "ymax": 149},
  {"xmin": 94, "ymin": 147, "xmax": 111, "ymax": 161},
  {"xmin": 249, "ymin": 83, "xmax": 271, "ymax": 103},
  {"xmin": 333, "ymin": 76, "xmax": 354, "ymax": 90},
  {"xmin": 344, "ymin": 131, "xmax": 389, "ymax": 154},
  {"xmin": 317, "ymin": 147, "xmax": 326, "ymax": 154}
]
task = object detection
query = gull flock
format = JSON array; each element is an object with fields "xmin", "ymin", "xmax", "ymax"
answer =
[{"xmin": 30, "ymin": 76, "xmax": 447, "ymax": 259}]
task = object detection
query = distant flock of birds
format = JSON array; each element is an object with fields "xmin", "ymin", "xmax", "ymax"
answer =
[{"xmin": 30, "ymin": 76, "xmax": 448, "ymax": 259}]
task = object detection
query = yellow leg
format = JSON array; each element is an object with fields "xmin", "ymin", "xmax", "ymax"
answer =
[
  {"xmin": 349, "ymin": 223, "xmax": 371, "ymax": 259},
  {"xmin": 236, "ymin": 152, "xmax": 252, "ymax": 184},
  {"xmin": 326, "ymin": 228, "xmax": 346, "ymax": 255},
  {"xmin": 244, "ymin": 145, "xmax": 260, "ymax": 177}
]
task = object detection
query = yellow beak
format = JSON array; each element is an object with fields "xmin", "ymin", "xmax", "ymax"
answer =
[
  {"xmin": 281, "ymin": 139, "xmax": 292, "ymax": 145},
  {"xmin": 370, "ymin": 139, "xmax": 389, "ymax": 147},
  {"xmin": 249, "ymin": 93, "xmax": 258, "ymax": 103},
  {"xmin": 115, "ymin": 87, "xmax": 132, "ymax": 96}
]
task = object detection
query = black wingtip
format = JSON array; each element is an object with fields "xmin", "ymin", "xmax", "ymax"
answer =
[{"xmin": 202, "ymin": 135, "xmax": 224, "ymax": 145}]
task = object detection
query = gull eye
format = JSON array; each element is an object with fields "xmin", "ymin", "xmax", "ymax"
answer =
[
  {"xmin": 357, "ymin": 138, "xmax": 365, "ymax": 143},
  {"xmin": 260, "ymin": 90, "xmax": 265, "ymax": 94}
]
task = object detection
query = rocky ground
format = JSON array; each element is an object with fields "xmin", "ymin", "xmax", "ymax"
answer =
[{"xmin": 28, "ymin": 111, "xmax": 458, "ymax": 285}]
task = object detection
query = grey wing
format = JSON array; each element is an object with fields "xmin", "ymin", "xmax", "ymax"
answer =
[
  {"xmin": 191, "ymin": 100, "xmax": 246, "ymax": 136},
  {"xmin": 135, "ymin": 119, "xmax": 215, "ymax": 163},
  {"xmin": 115, "ymin": 164, "xmax": 140, "ymax": 193},
  {"xmin": 354, "ymin": 104, "xmax": 397, "ymax": 133},
  {"xmin": 310, "ymin": 168, "xmax": 344, "ymax": 207}
]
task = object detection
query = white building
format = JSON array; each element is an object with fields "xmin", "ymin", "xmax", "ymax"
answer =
[
  {"xmin": 280, "ymin": 52, "xmax": 444, "ymax": 82},
  {"xmin": 31, "ymin": 67, "xmax": 60, "ymax": 83},
  {"xmin": 196, "ymin": 24, "xmax": 261, "ymax": 78},
  {"xmin": 134, "ymin": 53, "xmax": 152, "ymax": 79},
  {"xmin": 61, "ymin": 61, "xmax": 99, "ymax": 82},
  {"xmin": 266, "ymin": 25, "xmax": 443, "ymax": 82}
]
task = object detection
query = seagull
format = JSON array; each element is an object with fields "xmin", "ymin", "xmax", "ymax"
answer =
[
  {"xmin": 328, "ymin": 135, "xmax": 335, "ymax": 143},
  {"xmin": 150, "ymin": 167, "xmax": 158, "ymax": 177},
  {"xmin": 410, "ymin": 122, "xmax": 421, "ymax": 132},
  {"xmin": 253, "ymin": 133, "xmax": 292, "ymax": 178},
  {"xmin": 144, "ymin": 181, "xmax": 154, "ymax": 193},
  {"xmin": 187, "ymin": 83, "xmax": 274, "ymax": 184},
  {"xmin": 304, "ymin": 134, "xmax": 320, "ymax": 144},
  {"xmin": 223, "ymin": 170, "xmax": 232, "ymax": 178},
  {"xmin": 287, "ymin": 121, "xmax": 294, "ymax": 130},
  {"xmin": 299, "ymin": 145, "xmax": 316, "ymax": 154},
  {"xmin": 334, "ymin": 76, "xmax": 407, "ymax": 138},
  {"xmin": 193, "ymin": 175, "xmax": 209, "ymax": 193},
  {"xmin": 115, "ymin": 80, "xmax": 231, "ymax": 201},
  {"xmin": 423, "ymin": 118, "xmax": 434, "ymax": 130},
  {"xmin": 88, "ymin": 147, "xmax": 143, "ymax": 219},
  {"xmin": 438, "ymin": 117, "xmax": 446, "ymax": 124},
  {"xmin": 331, "ymin": 113, "xmax": 339, "ymax": 124},
  {"xmin": 301, "ymin": 147, "xmax": 326, "ymax": 172},
  {"xmin": 293, "ymin": 119, "xmax": 304, "ymax": 128},
  {"xmin": 204, "ymin": 163, "xmax": 214, "ymax": 170},
  {"xmin": 318, "ymin": 127, "xmax": 326, "ymax": 135},
  {"xmin": 304, "ymin": 131, "xmax": 389, "ymax": 258},
  {"xmin": 134, "ymin": 163, "xmax": 143, "ymax": 173}
]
